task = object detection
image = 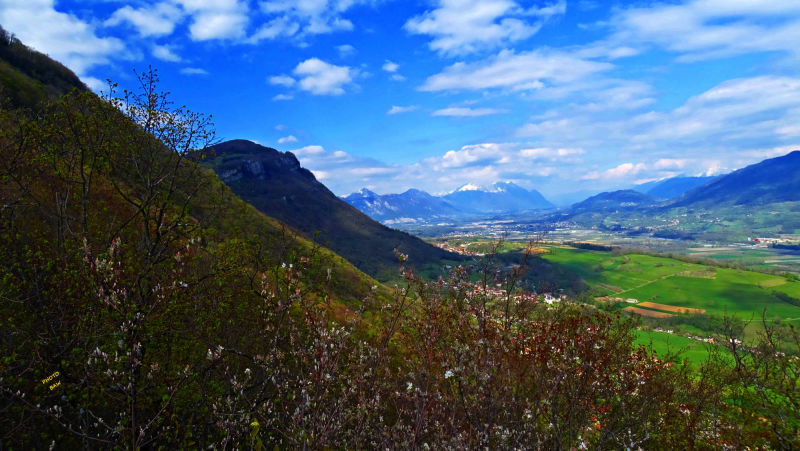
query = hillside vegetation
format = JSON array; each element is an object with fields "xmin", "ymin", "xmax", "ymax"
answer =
[
  {"xmin": 0, "ymin": 25, "xmax": 86, "ymax": 108},
  {"xmin": 1, "ymin": 37, "xmax": 798, "ymax": 449}
]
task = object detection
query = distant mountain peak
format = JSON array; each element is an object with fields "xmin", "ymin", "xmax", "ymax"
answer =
[
  {"xmin": 456, "ymin": 183, "xmax": 481, "ymax": 192},
  {"xmin": 443, "ymin": 181, "xmax": 554, "ymax": 213},
  {"xmin": 453, "ymin": 181, "xmax": 523, "ymax": 194}
]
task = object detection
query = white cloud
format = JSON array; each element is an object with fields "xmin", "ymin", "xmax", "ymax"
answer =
[
  {"xmin": 438, "ymin": 143, "xmax": 515, "ymax": 168},
  {"xmin": 633, "ymin": 76, "xmax": 800, "ymax": 146},
  {"xmin": 336, "ymin": 44, "xmax": 356, "ymax": 57},
  {"xmin": 605, "ymin": 162, "xmax": 646, "ymax": 179},
  {"xmin": 420, "ymin": 49, "xmax": 611, "ymax": 92},
  {"xmin": 291, "ymin": 58, "xmax": 355, "ymax": 95},
  {"xmin": 653, "ymin": 158, "xmax": 687, "ymax": 170},
  {"xmin": 512, "ymin": 75, "xmax": 800, "ymax": 186},
  {"xmin": 82, "ymin": 77, "xmax": 107, "ymax": 92},
  {"xmin": 520, "ymin": 147, "xmax": 584, "ymax": 161},
  {"xmin": 253, "ymin": 0, "xmax": 372, "ymax": 42},
  {"xmin": 292, "ymin": 145, "xmax": 326, "ymax": 156},
  {"xmin": 518, "ymin": 76, "xmax": 800, "ymax": 150},
  {"xmin": 387, "ymin": 105, "xmax": 418, "ymax": 115},
  {"xmin": 269, "ymin": 75, "xmax": 296, "ymax": 87},
  {"xmin": 605, "ymin": 0, "xmax": 800, "ymax": 62},
  {"xmin": 0, "ymin": 0, "xmax": 128, "ymax": 79},
  {"xmin": 278, "ymin": 135, "xmax": 298, "ymax": 144},
  {"xmin": 105, "ymin": 2, "xmax": 183, "ymax": 37},
  {"xmin": 248, "ymin": 16, "xmax": 301, "ymax": 41},
  {"xmin": 180, "ymin": 67, "xmax": 209, "ymax": 75},
  {"xmin": 581, "ymin": 162, "xmax": 646, "ymax": 181},
  {"xmin": 405, "ymin": 0, "xmax": 566, "ymax": 55},
  {"xmin": 432, "ymin": 107, "xmax": 507, "ymax": 117},
  {"xmin": 152, "ymin": 44, "xmax": 181, "ymax": 62},
  {"xmin": 176, "ymin": 0, "xmax": 249, "ymax": 41},
  {"xmin": 382, "ymin": 60, "xmax": 399, "ymax": 72},
  {"xmin": 272, "ymin": 93, "xmax": 294, "ymax": 101},
  {"xmin": 381, "ymin": 60, "xmax": 406, "ymax": 80},
  {"xmin": 283, "ymin": 140, "xmax": 586, "ymax": 196}
]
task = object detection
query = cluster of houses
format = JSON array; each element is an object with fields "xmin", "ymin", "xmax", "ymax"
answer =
[
  {"xmin": 468, "ymin": 284, "xmax": 565, "ymax": 305},
  {"xmin": 747, "ymin": 237, "xmax": 794, "ymax": 245},
  {"xmin": 432, "ymin": 241, "xmax": 485, "ymax": 256},
  {"xmin": 651, "ymin": 327, "xmax": 719, "ymax": 344}
]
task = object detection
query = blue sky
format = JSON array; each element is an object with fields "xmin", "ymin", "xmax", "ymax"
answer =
[{"xmin": 2, "ymin": 0, "xmax": 800, "ymax": 204}]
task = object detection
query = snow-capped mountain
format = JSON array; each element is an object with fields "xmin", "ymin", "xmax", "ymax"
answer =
[
  {"xmin": 442, "ymin": 182, "xmax": 554, "ymax": 213},
  {"xmin": 343, "ymin": 182, "xmax": 555, "ymax": 223},
  {"xmin": 343, "ymin": 188, "xmax": 461, "ymax": 222}
]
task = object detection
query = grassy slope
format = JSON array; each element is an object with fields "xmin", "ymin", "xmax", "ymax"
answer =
[
  {"xmin": 541, "ymin": 247, "xmax": 800, "ymax": 330},
  {"xmin": 633, "ymin": 330, "xmax": 731, "ymax": 367}
]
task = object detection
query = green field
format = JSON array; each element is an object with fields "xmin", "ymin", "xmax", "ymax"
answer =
[
  {"xmin": 540, "ymin": 246, "xmax": 800, "ymax": 339},
  {"xmin": 634, "ymin": 330, "xmax": 721, "ymax": 367}
]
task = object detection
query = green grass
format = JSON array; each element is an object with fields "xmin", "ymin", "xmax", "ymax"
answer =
[
  {"xmin": 541, "ymin": 246, "xmax": 800, "ymax": 339},
  {"xmin": 634, "ymin": 330, "xmax": 719, "ymax": 367}
]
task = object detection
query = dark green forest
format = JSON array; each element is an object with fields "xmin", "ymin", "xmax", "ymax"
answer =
[{"xmin": 0, "ymin": 29, "xmax": 798, "ymax": 449}]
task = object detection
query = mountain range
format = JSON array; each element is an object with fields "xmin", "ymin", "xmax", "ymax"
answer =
[
  {"xmin": 339, "ymin": 152, "xmax": 800, "ymax": 241},
  {"xmin": 443, "ymin": 182, "xmax": 554, "ymax": 213},
  {"xmin": 669, "ymin": 151, "xmax": 800, "ymax": 208},
  {"xmin": 570, "ymin": 190, "xmax": 658, "ymax": 214},
  {"xmin": 344, "ymin": 188, "xmax": 461, "ymax": 223},
  {"xmin": 344, "ymin": 181, "xmax": 554, "ymax": 223}
]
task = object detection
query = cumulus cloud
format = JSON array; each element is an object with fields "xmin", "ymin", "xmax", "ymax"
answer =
[
  {"xmin": 152, "ymin": 44, "xmax": 182, "ymax": 62},
  {"xmin": 432, "ymin": 107, "xmax": 507, "ymax": 117},
  {"xmin": 105, "ymin": 2, "xmax": 183, "ymax": 37},
  {"xmin": 292, "ymin": 145, "xmax": 326, "ymax": 156},
  {"xmin": 291, "ymin": 58, "xmax": 356, "ymax": 95},
  {"xmin": 382, "ymin": 60, "xmax": 399, "ymax": 72},
  {"xmin": 176, "ymin": 0, "xmax": 249, "ymax": 41},
  {"xmin": 387, "ymin": 105, "xmax": 419, "ymax": 115},
  {"xmin": 292, "ymin": 141, "xmax": 577, "ymax": 196},
  {"xmin": 438, "ymin": 143, "xmax": 514, "ymax": 168},
  {"xmin": 278, "ymin": 135, "xmax": 298, "ymax": 144},
  {"xmin": 381, "ymin": 60, "xmax": 406, "ymax": 81},
  {"xmin": 252, "ymin": 0, "xmax": 372, "ymax": 42},
  {"xmin": 0, "ymin": 0, "xmax": 128, "ymax": 79},
  {"xmin": 405, "ymin": 0, "xmax": 566, "ymax": 55}
]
